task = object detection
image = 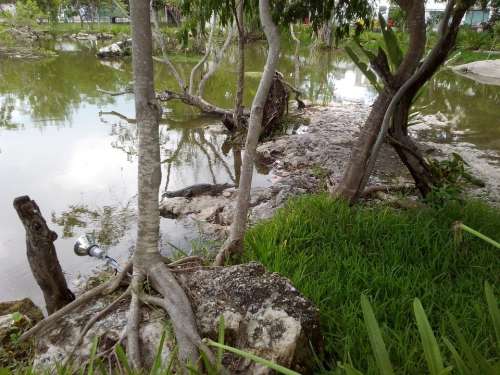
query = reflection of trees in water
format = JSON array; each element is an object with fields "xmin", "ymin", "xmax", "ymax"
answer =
[
  {"xmin": 51, "ymin": 201, "xmax": 136, "ymax": 248},
  {"xmin": 415, "ymin": 71, "xmax": 500, "ymax": 146},
  {"xmin": 0, "ymin": 50, "xmax": 131, "ymax": 126},
  {"xmin": 0, "ymin": 96, "xmax": 21, "ymax": 130},
  {"xmin": 105, "ymin": 115, "xmax": 237, "ymax": 190}
]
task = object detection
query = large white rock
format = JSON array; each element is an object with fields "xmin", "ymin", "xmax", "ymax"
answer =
[{"xmin": 32, "ymin": 263, "xmax": 321, "ymax": 374}]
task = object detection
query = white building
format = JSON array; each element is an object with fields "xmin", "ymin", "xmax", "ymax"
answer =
[{"xmin": 376, "ymin": 1, "xmax": 490, "ymax": 27}]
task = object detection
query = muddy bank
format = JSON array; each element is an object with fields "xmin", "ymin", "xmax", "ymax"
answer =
[{"xmin": 160, "ymin": 102, "xmax": 499, "ymax": 237}]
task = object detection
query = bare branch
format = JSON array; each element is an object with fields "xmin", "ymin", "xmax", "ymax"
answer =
[
  {"xmin": 189, "ymin": 14, "xmax": 217, "ymax": 96},
  {"xmin": 198, "ymin": 24, "xmax": 236, "ymax": 97},
  {"xmin": 438, "ymin": 0, "xmax": 456, "ymax": 35},
  {"xmin": 96, "ymin": 86, "xmax": 133, "ymax": 96},
  {"xmin": 151, "ymin": 9, "xmax": 186, "ymax": 91}
]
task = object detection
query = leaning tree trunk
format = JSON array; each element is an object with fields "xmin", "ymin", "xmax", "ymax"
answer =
[
  {"xmin": 386, "ymin": 1, "xmax": 471, "ymax": 198},
  {"xmin": 334, "ymin": 0, "xmax": 426, "ymax": 203},
  {"xmin": 13, "ymin": 196, "xmax": 75, "ymax": 315},
  {"xmin": 128, "ymin": 0, "xmax": 205, "ymax": 368},
  {"xmin": 214, "ymin": 0, "xmax": 280, "ymax": 266},
  {"xmin": 388, "ymin": 96, "xmax": 436, "ymax": 196},
  {"xmin": 233, "ymin": 0, "xmax": 246, "ymax": 129}
]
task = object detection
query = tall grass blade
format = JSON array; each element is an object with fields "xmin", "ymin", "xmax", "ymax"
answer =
[
  {"xmin": 115, "ymin": 344, "xmax": 133, "ymax": 374},
  {"xmin": 413, "ymin": 298, "xmax": 444, "ymax": 375},
  {"xmin": 458, "ymin": 223, "xmax": 500, "ymax": 249},
  {"xmin": 206, "ymin": 340, "xmax": 301, "ymax": 375},
  {"xmin": 443, "ymin": 337, "xmax": 471, "ymax": 375},
  {"xmin": 87, "ymin": 336, "xmax": 98, "ymax": 375},
  {"xmin": 216, "ymin": 315, "xmax": 225, "ymax": 372},
  {"xmin": 360, "ymin": 294, "xmax": 395, "ymax": 375},
  {"xmin": 338, "ymin": 364, "xmax": 364, "ymax": 375},
  {"xmin": 448, "ymin": 314, "xmax": 481, "ymax": 374},
  {"xmin": 484, "ymin": 282, "xmax": 500, "ymax": 348},
  {"xmin": 150, "ymin": 328, "xmax": 167, "ymax": 375}
]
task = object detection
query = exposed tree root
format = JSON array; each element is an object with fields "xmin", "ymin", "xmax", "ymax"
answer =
[
  {"xmin": 214, "ymin": 238, "xmax": 242, "ymax": 267},
  {"xmin": 19, "ymin": 262, "xmax": 132, "ymax": 342},
  {"xmin": 64, "ymin": 286, "xmax": 132, "ymax": 366},
  {"xmin": 127, "ymin": 273, "xmax": 144, "ymax": 369}
]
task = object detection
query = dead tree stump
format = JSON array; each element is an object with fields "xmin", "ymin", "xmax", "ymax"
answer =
[{"xmin": 13, "ymin": 196, "xmax": 75, "ymax": 315}]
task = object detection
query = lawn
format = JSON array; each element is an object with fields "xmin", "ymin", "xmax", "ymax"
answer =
[{"xmin": 245, "ymin": 195, "xmax": 500, "ymax": 374}]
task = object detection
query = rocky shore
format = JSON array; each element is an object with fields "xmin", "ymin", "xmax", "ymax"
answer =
[
  {"xmin": 160, "ymin": 102, "xmax": 408, "ymax": 237},
  {"xmin": 159, "ymin": 101, "xmax": 500, "ymax": 239}
]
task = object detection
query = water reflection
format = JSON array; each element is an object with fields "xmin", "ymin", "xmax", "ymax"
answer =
[
  {"xmin": 414, "ymin": 70, "xmax": 500, "ymax": 151},
  {"xmin": 0, "ymin": 38, "xmax": 499, "ymax": 307}
]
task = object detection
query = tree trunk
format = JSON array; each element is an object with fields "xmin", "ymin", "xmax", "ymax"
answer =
[
  {"xmin": 129, "ymin": 0, "xmax": 202, "ymax": 368},
  {"xmin": 335, "ymin": 0, "xmax": 427, "ymax": 202},
  {"xmin": 388, "ymin": 96, "xmax": 435, "ymax": 196},
  {"xmin": 233, "ymin": 0, "xmax": 245, "ymax": 129},
  {"xmin": 13, "ymin": 196, "xmax": 75, "ymax": 315},
  {"xmin": 334, "ymin": 89, "xmax": 393, "ymax": 201},
  {"xmin": 214, "ymin": 0, "xmax": 280, "ymax": 265}
]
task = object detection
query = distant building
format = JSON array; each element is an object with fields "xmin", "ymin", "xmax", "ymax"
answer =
[
  {"xmin": 0, "ymin": 3, "xmax": 16, "ymax": 16},
  {"xmin": 376, "ymin": 0, "xmax": 491, "ymax": 27}
]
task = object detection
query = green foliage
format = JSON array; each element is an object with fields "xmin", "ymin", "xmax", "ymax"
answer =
[
  {"xmin": 345, "ymin": 45, "xmax": 381, "ymax": 92},
  {"xmin": 378, "ymin": 13, "xmax": 403, "ymax": 69},
  {"xmin": 346, "ymin": 284, "xmax": 499, "ymax": 374},
  {"xmin": 345, "ymin": 13, "xmax": 404, "ymax": 91},
  {"xmin": 245, "ymin": 195, "xmax": 500, "ymax": 373},
  {"xmin": 13, "ymin": 0, "xmax": 45, "ymax": 27},
  {"xmin": 426, "ymin": 153, "xmax": 484, "ymax": 207},
  {"xmin": 458, "ymin": 27, "xmax": 494, "ymax": 51}
]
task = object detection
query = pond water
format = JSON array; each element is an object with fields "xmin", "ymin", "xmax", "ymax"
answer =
[{"xmin": 0, "ymin": 38, "xmax": 499, "ymax": 309}]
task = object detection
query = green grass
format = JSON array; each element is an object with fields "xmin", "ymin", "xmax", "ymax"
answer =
[
  {"xmin": 42, "ymin": 22, "xmax": 131, "ymax": 36},
  {"xmin": 244, "ymin": 195, "xmax": 500, "ymax": 374}
]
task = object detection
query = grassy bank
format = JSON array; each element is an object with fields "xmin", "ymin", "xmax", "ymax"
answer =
[{"xmin": 245, "ymin": 195, "xmax": 500, "ymax": 374}]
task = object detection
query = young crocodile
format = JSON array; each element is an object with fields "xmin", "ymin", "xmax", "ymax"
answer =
[{"xmin": 163, "ymin": 183, "xmax": 234, "ymax": 198}]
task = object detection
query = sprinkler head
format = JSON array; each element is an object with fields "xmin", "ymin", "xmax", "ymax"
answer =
[
  {"xmin": 74, "ymin": 234, "xmax": 105, "ymax": 258},
  {"xmin": 74, "ymin": 233, "xmax": 121, "ymax": 272}
]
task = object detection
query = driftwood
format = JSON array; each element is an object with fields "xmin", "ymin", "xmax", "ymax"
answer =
[
  {"xmin": 13, "ymin": 196, "xmax": 75, "ymax": 314},
  {"xmin": 222, "ymin": 72, "xmax": 289, "ymax": 138},
  {"xmin": 163, "ymin": 183, "xmax": 234, "ymax": 198}
]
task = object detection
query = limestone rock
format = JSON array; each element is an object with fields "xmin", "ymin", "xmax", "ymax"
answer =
[
  {"xmin": 0, "ymin": 299, "xmax": 42, "ymax": 367},
  {"xmin": 96, "ymin": 39, "xmax": 132, "ymax": 59},
  {"xmin": 33, "ymin": 263, "xmax": 321, "ymax": 374},
  {"xmin": 179, "ymin": 262, "xmax": 322, "ymax": 374}
]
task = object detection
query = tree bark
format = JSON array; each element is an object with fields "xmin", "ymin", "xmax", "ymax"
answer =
[
  {"xmin": 129, "ymin": 0, "xmax": 203, "ymax": 367},
  {"xmin": 13, "ymin": 196, "xmax": 75, "ymax": 315},
  {"xmin": 388, "ymin": 96, "xmax": 435, "ymax": 196},
  {"xmin": 334, "ymin": 0, "xmax": 427, "ymax": 202},
  {"xmin": 233, "ymin": 0, "xmax": 246, "ymax": 129},
  {"xmin": 214, "ymin": 0, "xmax": 280, "ymax": 265}
]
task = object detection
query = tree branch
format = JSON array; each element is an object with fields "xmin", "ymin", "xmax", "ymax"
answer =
[
  {"xmin": 198, "ymin": 24, "xmax": 236, "ymax": 97},
  {"xmin": 151, "ymin": 8, "xmax": 186, "ymax": 91},
  {"xmin": 189, "ymin": 14, "xmax": 217, "ymax": 96}
]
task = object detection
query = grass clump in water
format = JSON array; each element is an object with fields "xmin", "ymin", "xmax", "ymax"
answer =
[{"xmin": 244, "ymin": 195, "xmax": 500, "ymax": 374}]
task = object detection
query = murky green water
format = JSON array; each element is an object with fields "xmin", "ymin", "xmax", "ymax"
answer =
[{"xmin": 0, "ymin": 38, "xmax": 499, "ymax": 308}]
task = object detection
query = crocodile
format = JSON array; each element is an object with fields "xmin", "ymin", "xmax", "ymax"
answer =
[{"xmin": 163, "ymin": 183, "xmax": 234, "ymax": 199}]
